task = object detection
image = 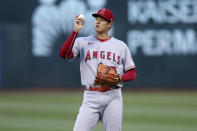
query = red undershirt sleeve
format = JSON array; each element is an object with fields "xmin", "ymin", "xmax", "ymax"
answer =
[
  {"xmin": 59, "ymin": 31, "xmax": 78, "ymax": 59},
  {"xmin": 121, "ymin": 68, "xmax": 136, "ymax": 82}
]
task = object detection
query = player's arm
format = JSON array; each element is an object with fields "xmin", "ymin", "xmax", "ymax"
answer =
[
  {"xmin": 119, "ymin": 68, "xmax": 136, "ymax": 82},
  {"xmin": 59, "ymin": 15, "xmax": 85, "ymax": 59},
  {"xmin": 120, "ymin": 44, "xmax": 136, "ymax": 82},
  {"xmin": 59, "ymin": 31, "xmax": 78, "ymax": 59}
]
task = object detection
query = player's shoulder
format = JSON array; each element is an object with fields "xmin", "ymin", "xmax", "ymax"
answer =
[
  {"xmin": 111, "ymin": 37, "xmax": 128, "ymax": 48},
  {"xmin": 75, "ymin": 35, "xmax": 95, "ymax": 47},
  {"xmin": 76, "ymin": 35, "xmax": 95, "ymax": 42}
]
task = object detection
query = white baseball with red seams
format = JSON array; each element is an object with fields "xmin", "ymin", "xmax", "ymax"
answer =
[{"xmin": 78, "ymin": 14, "xmax": 85, "ymax": 19}]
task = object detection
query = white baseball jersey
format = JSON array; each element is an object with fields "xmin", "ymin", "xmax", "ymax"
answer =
[{"xmin": 72, "ymin": 35, "xmax": 135, "ymax": 87}]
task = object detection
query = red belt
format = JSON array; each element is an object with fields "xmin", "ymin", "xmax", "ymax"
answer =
[{"xmin": 84, "ymin": 86, "xmax": 120, "ymax": 92}]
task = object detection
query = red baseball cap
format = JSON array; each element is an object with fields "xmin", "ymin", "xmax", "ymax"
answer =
[{"xmin": 92, "ymin": 8, "xmax": 114, "ymax": 23}]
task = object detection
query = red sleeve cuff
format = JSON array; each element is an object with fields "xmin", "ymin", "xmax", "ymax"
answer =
[{"xmin": 121, "ymin": 68, "xmax": 136, "ymax": 82}]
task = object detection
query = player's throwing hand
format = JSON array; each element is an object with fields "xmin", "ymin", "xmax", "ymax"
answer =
[{"xmin": 74, "ymin": 14, "xmax": 85, "ymax": 32}]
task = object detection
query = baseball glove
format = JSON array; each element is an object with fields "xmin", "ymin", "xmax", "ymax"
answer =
[{"xmin": 94, "ymin": 63, "xmax": 120, "ymax": 86}]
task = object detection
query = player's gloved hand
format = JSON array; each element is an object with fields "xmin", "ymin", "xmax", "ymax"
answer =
[
  {"xmin": 94, "ymin": 63, "xmax": 120, "ymax": 87},
  {"xmin": 74, "ymin": 15, "xmax": 85, "ymax": 32}
]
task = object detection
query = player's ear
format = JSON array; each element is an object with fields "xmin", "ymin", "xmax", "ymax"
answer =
[
  {"xmin": 110, "ymin": 23, "xmax": 112, "ymax": 28},
  {"xmin": 108, "ymin": 22, "xmax": 112, "ymax": 30}
]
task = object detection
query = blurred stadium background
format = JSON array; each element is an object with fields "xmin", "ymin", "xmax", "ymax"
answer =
[{"xmin": 0, "ymin": 0, "xmax": 197, "ymax": 131}]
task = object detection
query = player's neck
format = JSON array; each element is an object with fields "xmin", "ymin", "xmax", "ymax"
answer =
[{"xmin": 95, "ymin": 32, "xmax": 110, "ymax": 40}]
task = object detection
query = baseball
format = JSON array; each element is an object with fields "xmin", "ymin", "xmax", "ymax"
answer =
[{"xmin": 78, "ymin": 14, "xmax": 85, "ymax": 20}]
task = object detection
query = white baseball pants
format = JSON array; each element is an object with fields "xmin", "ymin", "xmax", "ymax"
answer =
[{"xmin": 73, "ymin": 88, "xmax": 123, "ymax": 131}]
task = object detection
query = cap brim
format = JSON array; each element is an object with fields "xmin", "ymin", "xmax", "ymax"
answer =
[
  {"xmin": 92, "ymin": 13, "xmax": 111, "ymax": 22},
  {"xmin": 92, "ymin": 14, "xmax": 100, "ymax": 17}
]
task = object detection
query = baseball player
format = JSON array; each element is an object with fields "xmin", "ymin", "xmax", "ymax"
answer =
[{"xmin": 59, "ymin": 8, "xmax": 136, "ymax": 131}]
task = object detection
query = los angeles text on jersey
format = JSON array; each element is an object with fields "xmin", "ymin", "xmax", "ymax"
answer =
[{"xmin": 85, "ymin": 50, "xmax": 120, "ymax": 64}]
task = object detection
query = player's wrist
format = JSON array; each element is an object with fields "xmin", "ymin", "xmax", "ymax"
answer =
[
  {"xmin": 72, "ymin": 30, "xmax": 79, "ymax": 34},
  {"xmin": 74, "ymin": 29, "xmax": 80, "ymax": 33}
]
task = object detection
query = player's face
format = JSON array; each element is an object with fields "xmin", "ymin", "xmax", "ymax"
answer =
[{"xmin": 94, "ymin": 16, "xmax": 112, "ymax": 33}]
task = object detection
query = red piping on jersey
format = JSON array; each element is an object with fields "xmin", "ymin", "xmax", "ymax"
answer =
[
  {"xmin": 125, "ymin": 66, "xmax": 135, "ymax": 72},
  {"xmin": 59, "ymin": 31, "xmax": 78, "ymax": 59},
  {"xmin": 94, "ymin": 36, "xmax": 112, "ymax": 42},
  {"xmin": 121, "ymin": 68, "xmax": 136, "ymax": 82}
]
